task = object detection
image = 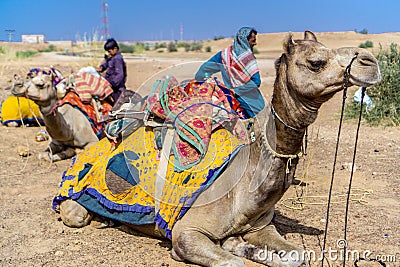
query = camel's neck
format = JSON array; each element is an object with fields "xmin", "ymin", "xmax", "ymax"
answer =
[
  {"xmin": 37, "ymin": 98, "xmax": 66, "ymax": 139},
  {"xmin": 270, "ymin": 70, "xmax": 321, "ymax": 155},
  {"xmin": 38, "ymin": 98, "xmax": 58, "ymax": 117}
]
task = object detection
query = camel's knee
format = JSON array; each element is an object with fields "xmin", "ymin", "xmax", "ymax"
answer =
[
  {"xmin": 172, "ymin": 230, "xmax": 244, "ymax": 267},
  {"xmin": 59, "ymin": 199, "xmax": 93, "ymax": 228}
]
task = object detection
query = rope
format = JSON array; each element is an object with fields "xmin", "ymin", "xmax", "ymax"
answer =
[
  {"xmin": 260, "ymin": 108, "xmax": 303, "ymax": 174},
  {"xmin": 280, "ymin": 126, "xmax": 373, "ymax": 211},
  {"xmin": 0, "ymin": 96, "xmax": 54, "ymax": 178},
  {"xmin": 321, "ymin": 53, "xmax": 359, "ymax": 267},
  {"xmin": 342, "ymin": 87, "xmax": 366, "ymax": 267},
  {"xmin": 280, "ymin": 188, "xmax": 373, "ymax": 210},
  {"xmin": 271, "ymin": 105, "xmax": 302, "ymax": 132}
]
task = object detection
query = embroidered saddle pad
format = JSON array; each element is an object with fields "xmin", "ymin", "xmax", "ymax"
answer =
[
  {"xmin": 146, "ymin": 77, "xmax": 248, "ymax": 171},
  {"xmin": 53, "ymin": 126, "xmax": 244, "ymax": 239},
  {"xmin": 58, "ymin": 91, "xmax": 112, "ymax": 138}
]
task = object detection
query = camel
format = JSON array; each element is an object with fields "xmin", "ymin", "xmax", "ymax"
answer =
[
  {"xmin": 11, "ymin": 69, "xmax": 109, "ymax": 162},
  {"xmin": 55, "ymin": 31, "xmax": 381, "ymax": 266}
]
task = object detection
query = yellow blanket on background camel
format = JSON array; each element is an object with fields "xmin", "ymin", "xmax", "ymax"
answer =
[{"xmin": 1, "ymin": 95, "xmax": 43, "ymax": 126}]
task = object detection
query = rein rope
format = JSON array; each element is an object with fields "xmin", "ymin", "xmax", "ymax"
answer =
[{"xmin": 320, "ymin": 53, "xmax": 384, "ymax": 267}]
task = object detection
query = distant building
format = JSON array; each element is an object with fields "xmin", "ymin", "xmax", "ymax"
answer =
[{"xmin": 21, "ymin": 34, "xmax": 46, "ymax": 44}]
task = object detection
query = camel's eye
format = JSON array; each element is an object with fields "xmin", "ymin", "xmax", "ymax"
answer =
[{"xmin": 308, "ymin": 60, "xmax": 326, "ymax": 71}]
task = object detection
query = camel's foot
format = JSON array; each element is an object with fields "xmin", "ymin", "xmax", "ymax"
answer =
[
  {"xmin": 90, "ymin": 215, "xmax": 117, "ymax": 229},
  {"xmin": 38, "ymin": 151, "xmax": 52, "ymax": 161},
  {"xmin": 38, "ymin": 147, "xmax": 76, "ymax": 162},
  {"xmin": 5, "ymin": 122, "xmax": 19, "ymax": 127},
  {"xmin": 241, "ymin": 224, "xmax": 309, "ymax": 267},
  {"xmin": 59, "ymin": 199, "xmax": 93, "ymax": 228}
]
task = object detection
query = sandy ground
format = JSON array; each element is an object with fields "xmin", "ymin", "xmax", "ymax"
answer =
[{"xmin": 0, "ymin": 32, "xmax": 399, "ymax": 267}]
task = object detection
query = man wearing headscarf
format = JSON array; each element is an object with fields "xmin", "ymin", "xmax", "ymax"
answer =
[{"xmin": 195, "ymin": 27, "xmax": 264, "ymax": 118}]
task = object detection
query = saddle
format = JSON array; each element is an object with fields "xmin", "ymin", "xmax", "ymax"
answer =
[{"xmin": 104, "ymin": 77, "xmax": 249, "ymax": 171}]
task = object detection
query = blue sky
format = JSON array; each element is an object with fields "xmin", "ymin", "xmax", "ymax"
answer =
[{"xmin": 1, "ymin": 0, "xmax": 399, "ymax": 42}]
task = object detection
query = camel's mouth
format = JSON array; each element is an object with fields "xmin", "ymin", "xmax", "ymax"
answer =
[{"xmin": 349, "ymin": 74, "xmax": 382, "ymax": 87}]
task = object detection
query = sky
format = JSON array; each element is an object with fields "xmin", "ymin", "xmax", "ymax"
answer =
[{"xmin": 1, "ymin": 0, "xmax": 400, "ymax": 42}]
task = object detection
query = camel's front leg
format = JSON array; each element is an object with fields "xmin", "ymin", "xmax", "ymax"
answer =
[
  {"xmin": 222, "ymin": 224, "xmax": 308, "ymax": 267},
  {"xmin": 171, "ymin": 228, "xmax": 245, "ymax": 267},
  {"xmin": 39, "ymin": 146, "xmax": 76, "ymax": 162}
]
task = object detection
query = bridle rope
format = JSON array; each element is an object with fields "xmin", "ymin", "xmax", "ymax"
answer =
[{"xmin": 320, "ymin": 53, "xmax": 384, "ymax": 267}]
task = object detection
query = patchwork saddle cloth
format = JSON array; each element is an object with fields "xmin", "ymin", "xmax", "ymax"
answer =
[
  {"xmin": 53, "ymin": 126, "xmax": 244, "ymax": 239},
  {"xmin": 53, "ymin": 77, "xmax": 254, "ymax": 239},
  {"xmin": 58, "ymin": 91, "xmax": 112, "ymax": 138},
  {"xmin": 146, "ymin": 77, "xmax": 248, "ymax": 171}
]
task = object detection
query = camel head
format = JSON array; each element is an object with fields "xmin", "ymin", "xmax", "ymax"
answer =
[
  {"xmin": 271, "ymin": 31, "xmax": 381, "ymax": 132},
  {"xmin": 11, "ymin": 68, "xmax": 65, "ymax": 107}
]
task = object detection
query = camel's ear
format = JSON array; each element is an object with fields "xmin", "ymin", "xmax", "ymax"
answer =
[
  {"xmin": 283, "ymin": 33, "xmax": 296, "ymax": 54},
  {"xmin": 304, "ymin": 30, "xmax": 317, "ymax": 41}
]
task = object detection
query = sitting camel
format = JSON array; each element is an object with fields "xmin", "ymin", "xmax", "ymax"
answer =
[
  {"xmin": 11, "ymin": 68, "xmax": 114, "ymax": 162},
  {"xmin": 54, "ymin": 31, "xmax": 381, "ymax": 266}
]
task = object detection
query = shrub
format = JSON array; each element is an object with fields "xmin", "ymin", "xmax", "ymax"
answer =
[
  {"xmin": 0, "ymin": 46, "xmax": 5, "ymax": 54},
  {"xmin": 345, "ymin": 43, "xmax": 400, "ymax": 126},
  {"xmin": 213, "ymin": 35, "xmax": 225, "ymax": 41},
  {"xmin": 154, "ymin": 42, "xmax": 167, "ymax": 50},
  {"xmin": 190, "ymin": 42, "xmax": 203, "ymax": 52},
  {"xmin": 167, "ymin": 41, "xmax": 177, "ymax": 52},
  {"xmin": 184, "ymin": 43, "xmax": 191, "ymax": 52},
  {"xmin": 16, "ymin": 50, "xmax": 37, "ymax": 59},
  {"xmin": 355, "ymin": 28, "xmax": 368, "ymax": 34},
  {"xmin": 134, "ymin": 42, "xmax": 146, "ymax": 53},
  {"xmin": 39, "ymin": 44, "xmax": 57, "ymax": 52},
  {"xmin": 205, "ymin": 46, "xmax": 211, "ymax": 53},
  {"xmin": 359, "ymin": 41, "xmax": 373, "ymax": 48},
  {"xmin": 119, "ymin": 43, "xmax": 135, "ymax": 53}
]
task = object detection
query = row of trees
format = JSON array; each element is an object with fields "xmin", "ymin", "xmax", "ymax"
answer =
[{"xmin": 119, "ymin": 41, "xmax": 210, "ymax": 54}]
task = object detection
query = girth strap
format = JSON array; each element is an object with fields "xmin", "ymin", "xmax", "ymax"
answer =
[{"xmin": 154, "ymin": 126, "xmax": 174, "ymax": 213}]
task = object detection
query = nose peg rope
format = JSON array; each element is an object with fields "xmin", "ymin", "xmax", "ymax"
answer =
[{"xmin": 321, "ymin": 53, "xmax": 367, "ymax": 267}]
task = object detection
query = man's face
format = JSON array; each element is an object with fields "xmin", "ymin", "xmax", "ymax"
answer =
[{"xmin": 248, "ymin": 32, "xmax": 257, "ymax": 51}]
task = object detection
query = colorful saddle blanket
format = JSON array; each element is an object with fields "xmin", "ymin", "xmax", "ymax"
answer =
[
  {"xmin": 53, "ymin": 126, "xmax": 244, "ymax": 239},
  {"xmin": 58, "ymin": 91, "xmax": 112, "ymax": 138},
  {"xmin": 146, "ymin": 78, "xmax": 248, "ymax": 171},
  {"xmin": 73, "ymin": 72, "xmax": 114, "ymax": 103}
]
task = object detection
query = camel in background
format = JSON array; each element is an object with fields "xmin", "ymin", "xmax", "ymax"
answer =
[{"xmin": 11, "ymin": 68, "xmax": 112, "ymax": 162}]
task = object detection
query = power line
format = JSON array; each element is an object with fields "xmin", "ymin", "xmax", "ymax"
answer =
[
  {"xmin": 101, "ymin": 0, "xmax": 110, "ymax": 40},
  {"xmin": 5, "ymin": 29, "xmax": 15, "ymax": 42}
]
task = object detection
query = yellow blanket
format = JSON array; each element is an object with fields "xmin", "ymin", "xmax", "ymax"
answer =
[
  {"xmin": 1, "ymin": 95, "xmax": 42, "ymax": 126},
  {"xmin": 53, "ymin": 126, "xmax": 244, "ymax": 238}
]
